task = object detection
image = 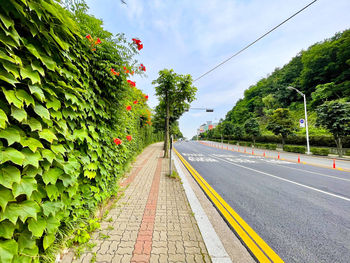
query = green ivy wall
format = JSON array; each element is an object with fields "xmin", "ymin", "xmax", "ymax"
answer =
[{"xmin": 0, "ymin": 0, "xmax": 159, "ymax": 262}]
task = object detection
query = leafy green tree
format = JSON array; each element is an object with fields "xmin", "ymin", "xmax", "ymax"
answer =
[
  {"xmin": 232, "ymin": 124, "xmax": 244, "ymax": 140},
  {"xmin": 153, "ymin": 69, "xmax": 196, "ymax": 157},
  {"xmin": 316, "ymin": 100, "xmax": 350, "ymax": 156},
  {"xmin": 267, "ymin": 108, "xmax": 294, "ymax": 146},
  {"xmin": 244, "ymin": 118, "xmax": 261, "ymax": 146},
  {"xmin": 222, "ymin": 121, "xmax": 234, "ymax": 137}
]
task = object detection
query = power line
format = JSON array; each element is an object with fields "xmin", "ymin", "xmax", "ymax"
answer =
[{"xmin": 194, "ymin": 0, "xmax": 319, "ymax": 82}]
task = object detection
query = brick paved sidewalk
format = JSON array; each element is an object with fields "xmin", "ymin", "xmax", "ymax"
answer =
[{"xmin": 61, "ymin": 143, "xmax": 211, "ymax": 263}]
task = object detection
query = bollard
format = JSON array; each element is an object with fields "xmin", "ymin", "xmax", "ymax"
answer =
[
  {"xmin": 263, "ymin": 151, "xmax": 266, "ymax": 157},
  {"xmin": 298, "ymin": 155, "xmax": 300, "ymax": 163},
  {"xmin": 278, "ymin": 152, "xmax": 280, "ymax": 159},
  {"xmin": 333, "ymin": 159, "xmax": 336, "ymax": 169}
]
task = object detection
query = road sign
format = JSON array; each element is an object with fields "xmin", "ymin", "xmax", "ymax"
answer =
[{"xmin": 299, "ymin": 119, "xmax": 305, "ymax": 128}]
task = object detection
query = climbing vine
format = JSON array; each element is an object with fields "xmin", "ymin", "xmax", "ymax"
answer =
[{"xmin": 0, "ymin": 0, "xmax": 159, "ymax": 262}]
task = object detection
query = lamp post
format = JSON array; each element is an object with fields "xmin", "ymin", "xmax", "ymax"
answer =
[{"xmin": 287, "ymin": 86, "xmax": 310, "ymax": 154}]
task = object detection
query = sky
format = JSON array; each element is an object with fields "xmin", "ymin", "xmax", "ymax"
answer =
[{"xmin": 85, "ymin": 0, "xmax": 350, "ymax": 139}]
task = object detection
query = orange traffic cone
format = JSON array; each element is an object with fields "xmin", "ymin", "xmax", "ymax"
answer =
[
  {"xmin": 333, "ymin": 159, "xmax": 336, "ymax": 169},
  {"xmin": 278, "ymin": 152, "xmax": 280, "ymax": 159},
  {"xmin": 298, "ymin": 155, "xmax": 300, "ymax": 163}
]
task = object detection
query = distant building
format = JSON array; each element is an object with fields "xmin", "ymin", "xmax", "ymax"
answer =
[{"xmin": 197, "ymin": 121, "xmax": 218, "ymax": 134}]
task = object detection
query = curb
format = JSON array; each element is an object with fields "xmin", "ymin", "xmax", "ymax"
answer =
[{"xmin": 173, "ymin": 151, "xmax": 232, "ymax": 263}]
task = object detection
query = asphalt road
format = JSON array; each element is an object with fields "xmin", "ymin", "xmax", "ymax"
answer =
[{"xmin": 174, "ymin": 141, "xmax": 350, "ymax": 263}]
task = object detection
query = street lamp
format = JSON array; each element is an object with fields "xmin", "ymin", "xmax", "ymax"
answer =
[{"xmin": 287, "ymin": 86, "xmax": 310, "ymax": 154}]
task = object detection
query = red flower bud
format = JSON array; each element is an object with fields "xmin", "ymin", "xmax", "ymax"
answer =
[
  {"xmin": 144, "ymin": 95, "xmax": 149, "ymax": 100},
  {"xmin": 114, "ymin": 138, "xmax": 122, "ymax": 145},
  {"xmin": 86, "ymin": 34, "xmax": 91, "ymax": 39},
  {"xmin": 133, "ymin": 100, "xmax": 138, "ymax": 104},
  {"xmin": 137, "ymin": 43, "xmax": 143, "ymax": 50},
  {"xmin": 126, "ymin": 135, "xmax": 132, "ymax": 141}
]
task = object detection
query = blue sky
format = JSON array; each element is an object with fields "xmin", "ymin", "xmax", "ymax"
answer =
[{"xmin": 85, "ymin": 0, "xmax": 350, "ymax": 139}]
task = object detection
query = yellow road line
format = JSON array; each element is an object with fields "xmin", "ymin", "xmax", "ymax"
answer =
[{"xmin": 174, "ymin": 147, "xmax": 284, "ymax": 263}]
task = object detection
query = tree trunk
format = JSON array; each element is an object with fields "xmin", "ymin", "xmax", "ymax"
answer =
[
  {"xmin": 335, "ymin": 137, "xmax": 343, "ymax": 157},
  {"xmin": 164, "ymin": 93, "xmax": 170, "ymax": 158}
]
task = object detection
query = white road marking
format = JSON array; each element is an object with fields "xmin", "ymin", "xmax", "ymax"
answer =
[
  {"xmin": 188, "ymin": 156, "xmax": 219, "ymax": 162},
  {"xmin": 210, "ymin": 155, "xmax": 350, "ymax": 202},
  {"xmin": 272, "ymin": 163, "xmax": 350, "ymax": 182}
]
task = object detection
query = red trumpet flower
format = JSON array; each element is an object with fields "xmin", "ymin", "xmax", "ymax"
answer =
[
  {"xmin": 114, "ymin": 138, "xmax": 122, "ymax": 145},
  {"xmin": 126, "ymin": 135, "xmax": 132, "ymax": 141},
  {"xmin": 144, "ymin": 95, "xmax": 149, "ymax": 100},
  {"xmin": 86, "ymin": 34, "xmax": 91, "ymax": 39},
  {"xmin": 126, "ymin": 105, "xmax": 132, "ymax": 111},
  {"xmin": 127, "ymin": 80, "xmax": 136, "ymax": 87},
  {"xmin": 133, "ymin": 100, "xmax": 138, "ymax": 104},
  {"xmin": 95, "ymin": 38, "xmax": 101, "ymax": 44}
]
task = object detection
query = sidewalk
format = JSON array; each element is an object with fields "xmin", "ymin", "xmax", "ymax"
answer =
[
  {"xmin": 202, "ymin": 141, "xmax": 350, "ymax": 171},
  {"xmin": 61, "ymin": 143, "xmax": 211, "ymax": 263}
]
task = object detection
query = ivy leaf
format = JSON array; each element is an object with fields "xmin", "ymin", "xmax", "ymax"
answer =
[
  {"xmin": 60, "ymin": 174, "xmax": 76, "ymax": 187},
  {"xmin": 2, "ymin": 60, "xmax": 20, "ymax": 79},
  {"xmin": 42, "ymin": 167, "xmax": 63, "ymax": 185},
  {"xmin": 31, "ymin": 61, "xmax": 45, "ymax": 77},
  {"xmin": 51, "ymin": 144, "xmax": 66, "ymax": 155},
  {"xmin": 40, "ymin": 54, "xmax": 57, "ymax": 71},
  {"xmin": 41, "ymin": 149, "xmax": 55, "ymax": 164},
  {"xmin": 39, "ymin": 129, "xmax": 57, "ymax": 143},
  {"xmin": 0, "ymin": 187, "xmax": 14, "ymax": 211},
  {"xmin": 20, "ymin": 65, "xmax": 41, "ymax": 84},
  {"xmin": 17, "ymin": 231, "xmax": 38, "ymax": 257},
  {"xmin": 0, "ymin": 200, "xmax": 40, "ymax": 224},
  {"xmin": 0, "ymin": 220, "xmax": 16, "ymax": 239},
  {"xmin": 0, "ymin": 69, "xmax": 19, "ymax": 86},
  {"xmin": 21, "ymin": 148, "xmax": 41, "ymax": 168},
  {"xmin": 0, "ymin": 109, "xmax": 8, "ymax": 129},
  {"xmin": 16, "ymin": 89, "xmax": 35, "ymax": 106},
  {"xmin": 0, "ymin": 127, "xmax": 21, "ymax": 145},
  {"xmin": 46, "ymin": 97, "xmax": 61, "ymax": 111},
  {"xmin": 1, "ymin": 148, "xmax": 25, "ymax": 165},
  {"xmin": 28, "ymin": 217, "xmax": 46, "ymax": 237},
  {"xmin": 28, "ymin": 84, "xmax": 45, "ymax": 102},
  {"xmin": 0, "ymin": 50, "xmax": 16, "ymax": 64},
  {"xmin": 0, "ymin": 239, "xmax": 18, "ymax": 263},
  {"xmin": 46, "ymin": 215, "xmax": 60, "ymax": 234},
  {"xmin": 33, "ymin": 104, "xmax": 50, "ymax": 120},
  {"xmin": 2, "ymin": 87, "xmax": 22, "ymax": 108},
  {"xmin": 12, "ymin": 176, "xmax": 37, "ymax": 198},
  {"xmin": 42, "ymin": 201, "xmax": 63, "ymax": 217},
  {"xmin": 45, "ymin": 184, "xmax": 59, "ymax": 200},
  {"xmin": 0, "ymin": 13, "xmax": 14, "ymax": 30},
  {"xmin": 43, "ymin": 234, "xmax": 55, "ymax": 250},
  {"xmin": 84, "ymin": 170, "xmax": 96, "ymax": 179},
  {"xmin": 23, "ymin": 117, "xmax": 42, "ymax": 131},
  {"xmin": 21, "ymin": 137, "xmax": 43, "ymax": 152},
  {"xmin": 0, "ymin": 166, "xmax": 21, "ymax": 188},
  {"xmin": 11, "ymin": 106, "xmax": 27, "ymax": 122}
]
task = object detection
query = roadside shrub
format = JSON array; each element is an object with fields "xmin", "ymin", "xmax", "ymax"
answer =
[
  {"xmin": 283, "ymin": 145, "xmax": 306, "ymax": 154},
  {"xmin": 310, "ymin": 147, "xmax": 330, "ymax": 156},
  {"xmin": 345, "ymin": 150, "xmax": 350, "ymax": 156}
]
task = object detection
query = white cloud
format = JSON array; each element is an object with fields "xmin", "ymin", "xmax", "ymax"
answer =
[{"xmin": 86, "ymin": 0, "xmax": 350, "ymax": 139}]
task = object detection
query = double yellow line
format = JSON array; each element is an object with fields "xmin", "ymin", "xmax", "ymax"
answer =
[{"xmin": 174, "ymin": 148, "xmax": 284, "ymax": 263}]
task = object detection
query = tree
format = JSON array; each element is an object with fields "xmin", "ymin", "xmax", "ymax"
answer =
[
  {"xmin": 153, "ymin": 69, "xmax": 197, "ymax": 157},
  {"xmin": 316, "ymin": 100, "xmax": 350, "ymax": 156},
  {"xmin": 266, "ymin": 108, "xmax": 294, "ymax": 147},
  {"xmin": 244, "ymin": 118, "xmax": 261, "ymax": 146}
]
